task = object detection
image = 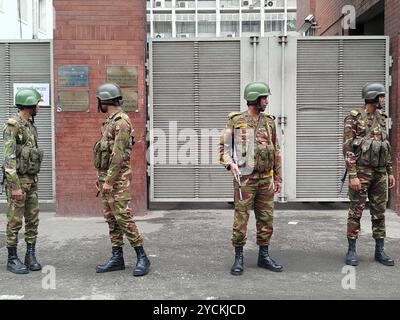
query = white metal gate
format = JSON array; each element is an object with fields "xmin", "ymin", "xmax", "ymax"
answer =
[
  {"xmin": 149, "ymin": 36, "xmax": 389, "ymax": 203},
  {"xmin": 296, "ymin": 37, "xmax": 389, "ymax": 201},
  {"xmin": 0, "ymin": 41, "xmax": 54, "ymax": 203}
]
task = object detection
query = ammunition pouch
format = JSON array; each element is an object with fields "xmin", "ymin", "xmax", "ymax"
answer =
[
  {"xmin": 356, "ymin": 138, "xmax": 390, "ymax": 167},
  {"xmin": 254, "ymin": 145, "xmax": 274, "ymax": 173},
  {"xmin": 93, "ymin": 140, "xmax": 113, "ymax": 170},
  {"xmin": 16, "ymin": 145, "xmax": 43, "ymax": 175}
]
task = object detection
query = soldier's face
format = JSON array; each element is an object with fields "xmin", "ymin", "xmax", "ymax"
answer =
[
  {"xmin": 379, "ymin": 96, "xmax": 385, "ymax": 106},
  {"xmin": 259, "ymin": 96, "xmax": 269, "ymax": 111}
]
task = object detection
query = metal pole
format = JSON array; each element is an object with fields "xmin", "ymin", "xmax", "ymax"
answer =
[{"xmin": 279, "ymin": 0, "xmax": 288, "ymax": 203}]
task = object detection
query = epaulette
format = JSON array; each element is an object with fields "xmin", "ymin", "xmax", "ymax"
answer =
[
  {"xmin": 6, "ymin": 118, "xmax": 19, "ymax": 127},
  {"xmin": 378, "ymin": 110, "xmax": 388, "ymax": 118},
  {"xmin": 266, "ymin": 115, "xmax": 276, "ymax": 121},
  {"xmin": 350, "ymin": 109, "xmax": 360, "ymax": 117},
  {"xmin": 228, "ymin": 112, "xmax": 242, "ymax": 120}
]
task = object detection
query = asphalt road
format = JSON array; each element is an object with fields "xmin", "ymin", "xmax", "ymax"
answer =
[{"xmin": 0, "ymin": 209, "xmax": 399, "ymax": 300}]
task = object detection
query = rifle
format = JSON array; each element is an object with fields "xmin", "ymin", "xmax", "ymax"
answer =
[
  {"xmin": 232, "ymin": 134, "xmax": 243, "ymax": 201},
  {"xmin": 0, "ymin": 164, "xmax": 5, "ymax": 195},
  {"xmin": 340, "ymin": 168, "xmax": 348, "ymax": 193}
]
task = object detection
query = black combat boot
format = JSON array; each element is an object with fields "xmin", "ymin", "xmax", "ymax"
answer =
[
  {"xmin": 375, "ymin": 238, "xmax": 395, "ymax": 266},
  {"xmin": 24, "ymin": 243, "xmax": 42, "ymax": 271},
  {"xmin": 230, "ymin": 246, "xmax": 244, "ymax": 276},
  {"xmin": 7, "ymin": 247, "xmax": 29, "ymax": 274},
  {"xmin": 96, "ymin": 246, "xmax": 125, "ymax": 273},
  {"xmin": 257, "ymin": 246, "xmax": 283, "ymax": 272},
  {"xmin": 345, "ymin": 239, "xmax": 359, "ymax": 266},
  {"xmin": 133, "ymin": 246, "xmax": 151, "ymax": 277}
]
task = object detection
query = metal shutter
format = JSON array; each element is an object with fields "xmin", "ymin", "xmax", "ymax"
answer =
[
  {"xmin": 150, "ymin": 40, "xmax": 240, "ymax": 201},
  {"xmin": 296, "ymin": 37, "xmax": 388, "ymax": 200},
  {"xmin": 0, "ymin": 42, "xmax": 53, "ymax": 202}
]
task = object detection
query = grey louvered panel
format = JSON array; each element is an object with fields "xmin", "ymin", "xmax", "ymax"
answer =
[
  {"xmin": 297, "ymin": 39, "xmax": 344, "ymax": 199},
  {"xmin": 296, "ymin": 38, "xmax": 388, "ymax": 200},
  {"xmin": 0, "ymin": 43, "xmax": 11, "ymax": 201},
  {"xmin": 153, "ymin": 166, "xmax": 196, "ymax": 198},
  {"xmin": 198, "ymin": 166, "xmax": 233, "ymax": 198},
  {"xmin": 151, "ymin": 40, "xmax": 240, "ymax": 201},
  {"xmin": 0, "ymin": 42, "xmax": 53, "ymax": 202}
]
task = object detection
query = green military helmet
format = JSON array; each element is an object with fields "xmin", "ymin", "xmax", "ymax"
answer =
[
  {"xmin": 15, "ymin": 88, "xmax": 42, "ymax": 108},
  {"xmin": 362, "ymin": 83, "xmax": 385, "ymax": 101},
  {"xmin": 244, "ymin": 82, "xmax": 272, "ymax": 102},
  {"xmin": 96, "ymin": 83, "xmax": 123, "ymax": 101}
]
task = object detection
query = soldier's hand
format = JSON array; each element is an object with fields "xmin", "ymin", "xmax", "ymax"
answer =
[
  {"xmin": 389, "ymin": 175, "xmax": 396, "ymax": 189},
  {"xmin": 11, "ymin": 189, "xmax": 23, "ymax": 201},
  {"xmin": 230, "ymin": 163, "xmax": 241, "ymax": 179},
  {"xmin": 349, "ymin": 177, "xmax": 361, "ymax": 191},
  {"xmin": 274, "ymin": 181, "xmax": 282, "ymax": 194},
  {"xmin": 102, "ymin": 182, "xmax": 113, "ymax": 193}
]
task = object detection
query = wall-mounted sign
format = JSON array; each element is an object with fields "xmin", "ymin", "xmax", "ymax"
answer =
[
  {"xmin": 58, "ymin": 65, "xmax": 89, "ymax": 87},
  {"xmin": 58, "ymin": 91, "xmax": 89, "ymax": 112},
  {"xmin": 121, "ymin": 88, "xmax": 138, "ymax": 112},
  {"xmin": 106, "ymin": 65, "xmax": 137, "ymax": 87},
  {"xmin": 13, "ymin": 83, "xmax": 50, "ymax": 107}
]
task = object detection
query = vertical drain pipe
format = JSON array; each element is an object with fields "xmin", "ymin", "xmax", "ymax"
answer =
[
  {"xmin": 279, "ymin": 0, "xmax": 288, "ymax": 203},
  {"xmin": 250, "ymin": 36, "xmax": 259, "ymax": 81}
]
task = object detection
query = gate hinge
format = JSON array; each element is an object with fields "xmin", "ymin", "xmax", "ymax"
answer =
[{"xmin": 278, "ymin": 116, "xmax": 287, "ymax": 125}]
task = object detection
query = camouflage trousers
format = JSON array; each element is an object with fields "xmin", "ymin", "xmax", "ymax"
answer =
[
  {"xmin": 347, "ymin": 167, "xmax": 387, "ymax": 240},
  {"xmin": 232, "ymin": 175, "xmax": 274, "ymax": 247},
  {"xmin": 101, "ymin": 185, "xmax": 143, "ymax": 248},
  {"xmin": 5, "ymin": 182, "xmax": 39, "ymax": 247}
]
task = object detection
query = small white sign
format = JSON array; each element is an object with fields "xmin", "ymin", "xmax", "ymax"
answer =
[
  {"xmin": 288, "ymin": 221, "xmax": 298, "ymax": 225},
  {"xmin": 13, "ymin": 83, "xmax": 50, "ymax": 107}
]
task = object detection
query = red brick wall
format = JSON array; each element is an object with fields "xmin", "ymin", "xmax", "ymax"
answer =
[
  {"xmin": 54, "ymin": 0, "xmax": 147, "ymax": 216},
  {"xmin": 385, "ymin": 0, "xmax": 400, "ymax": 211},
  {"xmin": 297, "ymin": 0, "xmax": 381, "ymax": 36}
]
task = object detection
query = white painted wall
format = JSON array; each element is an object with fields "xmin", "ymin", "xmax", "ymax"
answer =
[{"xmin": 0, "ymin": 0, "xmax": 53, "ymax": 40}]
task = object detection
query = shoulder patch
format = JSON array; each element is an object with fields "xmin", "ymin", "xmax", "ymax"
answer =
[
  {"xmin": 350, "ymin": 109, "xmax": 360, "ymax": 117},
  {"xmin": 228, "ymin": 112, "xmax": 242, "ymax": 120},
  {"xmin": 6, "ymin": 118, "xmax": 18, "ymax": 127}
]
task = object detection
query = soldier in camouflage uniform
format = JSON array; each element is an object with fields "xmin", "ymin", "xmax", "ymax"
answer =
[
  {"xmin": 2, "ymin": 88, "xmax": 44, "ymax": 274},
  {"xmin": 343, "ymin": 83, "xmax": 395, "ymax": 267},
  {"xmin": 219, "ymin": 82, "xmax": 283, "ymax": 276},
  {"xmin": 94, "ymin": 83, "xmax": 150, "ymax": 276}
]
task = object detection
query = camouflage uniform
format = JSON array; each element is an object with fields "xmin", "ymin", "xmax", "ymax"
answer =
[
  {"xmin": 219, "ymin": 111, "xmax": 282, "ymax": 247},
  {"xmin": 96, "ymin": 109, "xmax": 143, "ymax": 248},
  {"xmin": 3, "ymin": 114, "xmax": 40, "ymax": 247},
  {"xmin": 343, "ymin": 107, "xmax": 393, "ymax": 240}
]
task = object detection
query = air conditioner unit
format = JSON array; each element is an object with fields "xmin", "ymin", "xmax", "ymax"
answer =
[
  {"xmin": 155, "ymin": 33, "xmax": 165, "ymax": 38},
  {"xmin": 242, "ymin": 0, "xmax": 253, "ymax": 7},
  {"xmin": 155, "ymin": 0, "xmax": 165, "ymax": 8},
  {"xmin": 177, "ymin": 1, "xmax": 188, "ymax": 8},
  {"xmin": 227, "ymin": 33, "xmax": 236, "ymax": 38},
  {"xmin": 264, "ymin": 0, "xmax": 275, "ymax": 8},
  {"xmin": 178, "ymin": 33, "xmax": 190, "ymax": 38}
]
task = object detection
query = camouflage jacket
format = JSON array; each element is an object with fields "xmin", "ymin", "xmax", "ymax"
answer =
[
  {"xmin": 219, "ymin": 111, "xmax": 282, "ymax": 182},
  {"xmin": 2, "ymin": 113, "xmax": 38, "ymax": 189},
  {"xmin": 97, "ymin": 109, "xmax": 134, "ymax": 185},
  {"xmin": 343, "ymin": 107, "xmax": 393, "ymax": 177}
]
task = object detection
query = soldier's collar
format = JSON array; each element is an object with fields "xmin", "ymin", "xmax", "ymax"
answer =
[
  {"xmin": 16, "ymin": 113, "xmax": 29, "ymax": 126},
  {"xmin": 107, "ymin": 108, "xmax": 122, "ymax": 120}
]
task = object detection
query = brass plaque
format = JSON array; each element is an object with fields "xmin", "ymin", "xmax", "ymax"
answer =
[
  {"xmin": 121, "ymin": 88, "xmax": 138, "ymax": 112},
  {"xmin": 58, "ymin": 65, "xmax": 89, "ymax": 87},
  {"xmin": 58, "ymin": 91, "xmax": 89, "ymax": 112},
  {"xmin": 106, "ymin": 66, "xmax": 138, "ymax": 87}
]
